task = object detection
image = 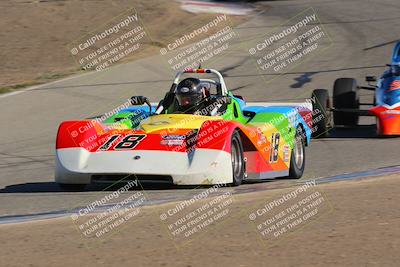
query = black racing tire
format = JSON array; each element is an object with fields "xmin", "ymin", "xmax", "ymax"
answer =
[
  {"xmin": 288, "ymin": 127, "xmax": 306, "ymax": 179},
  {"xmin": 311, "ymin": 89, "xmax": 330, "ymax": 138},
  {"xmin": 333, "ymin": 78, "xmax": 359, "ymax": 126},
  {"xmin": 58, "ymin": 183, "xmax": 86, "ymax": 191},
  {"xmin": 231, "ymin": 130, "xmax": 245, "ymax": 186}
]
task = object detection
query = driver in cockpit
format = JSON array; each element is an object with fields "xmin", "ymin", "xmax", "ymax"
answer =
[{"xmin": 173, "ymin": 77, "xmax": 214, "ymax": 115}]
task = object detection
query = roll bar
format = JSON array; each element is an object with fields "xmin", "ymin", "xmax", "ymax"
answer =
[{"xmin": 172, "ymin": 68, "xmax": 228, "ymax": 95}]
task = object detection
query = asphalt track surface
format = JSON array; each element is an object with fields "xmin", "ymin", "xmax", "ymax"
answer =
[{"xmin": 1, "ymin": 0, "xmax": 400, "ymax": 218}]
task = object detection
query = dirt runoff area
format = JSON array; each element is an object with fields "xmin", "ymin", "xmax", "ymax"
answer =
[
  {"xmin": 0, "ymin": 0, "xmax": 245, "ymax": 92},
  {"xmin": 1, "ymin": 173, "xmax": 399, "ymax": 267}
]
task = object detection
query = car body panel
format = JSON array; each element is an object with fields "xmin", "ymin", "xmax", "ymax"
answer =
[
  {"xmin": 55, "ymin": 69, "xmax": 313, "ymax": 185},
  {"xmin": 370, "ymin": 43, "xmax": 400, "ymax": 135}
]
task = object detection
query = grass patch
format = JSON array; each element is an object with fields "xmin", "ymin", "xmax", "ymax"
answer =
[
  {"xmin": 0, "ymin": 81, "xmax": 42, "ymax": 94},
  {"xmin": 0, "ymin": 68, "xmax": 83, "ymax": 94},
  {"xmin": 0, "ymin": 82, "xmax": 40, "ymax": 94}
]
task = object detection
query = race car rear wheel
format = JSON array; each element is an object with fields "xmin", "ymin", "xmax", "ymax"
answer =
[
  {"xmin": 288, "ymin": 127, "xmax": 305, "ymax": 179},
  {"xmin": 58, "ymin": 183, "xmax": 86, "ymax": 191},
  {"xmin": 333, "ymin": 78, "xmax": 359, "ymax": 126},
  {"xmin": 311, "ymin": 89, "xmax": 330, "ymax": 138},
  {"xmin": 231, "ymin": 130, "xmax": 245, "ymax": 186}
]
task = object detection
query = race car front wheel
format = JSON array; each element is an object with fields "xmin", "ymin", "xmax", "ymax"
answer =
[
  {"xmin": 333, "ymin": 78, "xmax": 359, "ymax": 126},
  {"xmin": 288, "ymin": 128, "xmax": 305, "ymax": 179},
  {"xmin": 231, "ymin": 130, "xmax": 245, "ymax": 186}
]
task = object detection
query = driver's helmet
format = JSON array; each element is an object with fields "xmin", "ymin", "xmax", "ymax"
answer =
[
  {"xmin": 175, "ymin": 78, "xmax": 205, "ymax": 109},
  {"xmin": 391, "ymin": 62, "xmax": 400, "ymax": 76}
]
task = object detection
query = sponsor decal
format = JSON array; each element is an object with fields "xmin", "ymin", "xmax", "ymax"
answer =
[
  {"xmin": 382, "ymin": 110, "xmax": 400, "ymax": 115},
  {"xmin": 162, "ymin": 135, "xmax": 186, "ymax": 140},
  {"xmin": 160, "ymin": 135, "xmax": 185, "ymax": 146},
  {"xmin": 256, "ymin": 130, "xmax": 267, "ymax": 145},
  {"xmin": 283, "ymin": 145, "xmax": 290, "ymax": 162}
]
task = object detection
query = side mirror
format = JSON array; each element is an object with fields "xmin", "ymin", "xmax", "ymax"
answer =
[
  {"xmin": 366, "ymin": 76, "xmax": 377, "ymax": 82},
  {"xmin": 131, "ymin": 96, "xmax": 152, "ymax": 115},
  {"xmin": 131, "ymin": 96, "xmax": 150, "ymax": 106}
]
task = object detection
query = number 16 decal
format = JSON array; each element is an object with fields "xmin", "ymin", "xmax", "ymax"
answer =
[{"xmin": 269, "ymin": 133, "xmax": 280, "ymax": 163}]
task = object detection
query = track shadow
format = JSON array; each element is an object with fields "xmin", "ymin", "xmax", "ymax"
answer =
[
  {"xmin": 329, "ymin": 125, "xmax": 377, "ymax": 138},
  {"xmin": 0, "ymin": 181, "xmax": 226, "ymax": 193},
  {"xmin": 0, "ymin": 182, "xmax": 118, "ymax": 193},
  {"xmin": 0, "ymin": 182, "xmax": 63, "ymax": 193},
  {"xmin": 290, "ymin": 72, "xmax": 317, "ymax": 88},
  {"xmin": 364, "ymin": 39, "xmax": 399, "ymax": 51},
  {"xmin": 323, "ymin": 124, "xmax": 398, "ymax": 139},
  {"xmin": 0, "ymin": 176, "xmax": 288, "ymax": 193}
]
